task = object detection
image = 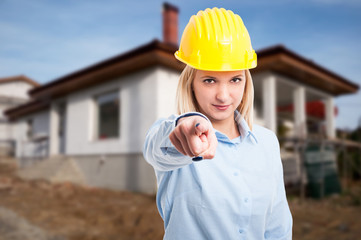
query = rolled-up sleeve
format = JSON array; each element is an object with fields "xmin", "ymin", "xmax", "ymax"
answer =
[{"xmin": 264, "ymin": 134, "xmax": 293, "ymax": 239}]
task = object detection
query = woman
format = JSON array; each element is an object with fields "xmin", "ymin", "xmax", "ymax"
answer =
[{"xmin": 143, "ymin": 7, "xmax": 293, "ymax": 240}]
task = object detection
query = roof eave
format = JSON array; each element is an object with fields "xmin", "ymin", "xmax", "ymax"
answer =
[
  {"xmin": 0, "ymin": 75, "xmax": 40, "ymax": 87},
  {"xmin": 4, "ymin": 99, "xmax": 50, "ymax": 121},
  {"xmin": 253, "ymin": 45, "xmax": 359, "ymax": 96},
  {"xmin": 30, "ymin": 39, "xmax": 181, "ymax": 99}
]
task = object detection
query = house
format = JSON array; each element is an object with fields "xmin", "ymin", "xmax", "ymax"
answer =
[
  {"xmin": 4, "ymin": 3, "xmax": 359, "ymax": 194},
  {"xmin": 0, "ymin": 75, "xmax": 40, "ymax": 157}
]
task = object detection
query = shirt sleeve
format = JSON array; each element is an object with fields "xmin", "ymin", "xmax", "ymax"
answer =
[
  {"xmin": 264, "ymin": 133, "xmax": 293, "ymax": 240},
  {"xmin": 143, "ymin": 112, "xmax": 210, "ymax": 172}
]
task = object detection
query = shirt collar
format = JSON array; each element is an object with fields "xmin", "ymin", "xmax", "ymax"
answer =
[
  {"xmin": 234, "ymin": 110, "xmax": 258, "ymax": 144},
  {"xmin": 214, "ymin": 111, "xmax": 258, "ymax": 145}
]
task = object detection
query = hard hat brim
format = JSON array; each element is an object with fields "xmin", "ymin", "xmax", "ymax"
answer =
[{"xmin": 175, "ymin": 51, "xmax": 257, "ymax": 72}]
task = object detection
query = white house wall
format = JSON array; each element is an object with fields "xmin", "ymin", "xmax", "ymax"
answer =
[
  {"xmin": 0, "ymin": 81, "xmax": 33, "ymax": 142},
  {"xmin": 156, "ymin": 67, "xmax": 180, "ymax": 119},
  {"xmin": 66, "ymin": 67, "xmax": 159, "ymax": 155},
  {"xmin": 0, "ymin": 81, "xmax": 33, "ymax": 99},
  {"xmin": 0, "ymin": 104, "xmax": 7, "ymax": 119},
  {"xmin": 0, "ymin": 104, "xmax": 12, "ymax": 140},
  {"xmin": 0, "ymin": 121, "xmax": 12, "ymax": 140},
  {"xmin": 14, "ymin": 110, "xmax": 49, "ymax": 159}
]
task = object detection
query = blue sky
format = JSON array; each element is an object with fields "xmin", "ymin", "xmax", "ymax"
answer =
[{"xmin": 1, "ymin": 0, "xmax": 360, "ymax": 130}]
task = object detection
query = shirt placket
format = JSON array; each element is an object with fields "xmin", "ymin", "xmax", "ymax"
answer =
[{"xmin": 230, "ymin": 141, "xmax": 252, "ymax": 238}]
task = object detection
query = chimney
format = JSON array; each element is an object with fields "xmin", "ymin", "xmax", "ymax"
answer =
[{"xmin": 162, "ymin": 2, "xmax": 179, "ymax": 46}]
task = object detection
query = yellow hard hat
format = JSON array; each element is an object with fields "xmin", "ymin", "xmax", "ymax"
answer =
[{"xmin": 175, "ymin": 7, "xmax": 257, "ymax": 71}]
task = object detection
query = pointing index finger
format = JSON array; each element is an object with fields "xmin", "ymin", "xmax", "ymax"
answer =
[{"xmin": 195, "ymin": 122, "xmax": 208, "ymax": 136}]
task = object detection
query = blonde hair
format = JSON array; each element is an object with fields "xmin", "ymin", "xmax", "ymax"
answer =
[{"xmin": 176, "ymin": 65, "xmax": 254, "ymax": 130}]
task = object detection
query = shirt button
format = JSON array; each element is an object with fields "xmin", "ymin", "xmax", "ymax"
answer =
[
  {"xmin": 239, "ymin": 229, "xmax": 244, "ymax": 233},
  {"xmin": 233, "ymin": 172, "xmax": 239, "ymax": 176},
  {"xmin": 244, "ymin": 198, "xmax": 249, "ymax": 203}
]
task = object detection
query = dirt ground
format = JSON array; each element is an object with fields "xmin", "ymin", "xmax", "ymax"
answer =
[{"xmin": 0, "ymin": 158, "xmax": 361, "ymax": 240}]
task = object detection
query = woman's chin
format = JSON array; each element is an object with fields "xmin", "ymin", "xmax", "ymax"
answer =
[{"xmin": 206, "ymin": 109, "xmax": 234, "ymax": 122}]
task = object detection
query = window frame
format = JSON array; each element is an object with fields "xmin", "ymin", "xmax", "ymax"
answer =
[{"xmin": 93, "ymin": 90, "xmax": 120, "ymax": 141}]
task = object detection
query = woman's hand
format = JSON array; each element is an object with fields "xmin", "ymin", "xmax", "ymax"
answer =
[{"xmin": 169, "ymin": 116, "xmax": 218, "ymax": 159}]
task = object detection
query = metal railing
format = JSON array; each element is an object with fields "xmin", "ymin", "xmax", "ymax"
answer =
[
  {"xmin": 20, "ymin": 135, "xmax": 49, "ymax": 167},
  {"xmin": 0, "ymin": 140, "xmax": 15, "ymax": 157}
]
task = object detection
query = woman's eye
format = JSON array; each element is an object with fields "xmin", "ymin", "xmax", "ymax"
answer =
[
  {"xmin": 203, "ymin": 79, "xmax": 215, "ymax": 84},
  {"xmin": 231, "ymin": 77, "xmax": 242, "ymax": 83}
]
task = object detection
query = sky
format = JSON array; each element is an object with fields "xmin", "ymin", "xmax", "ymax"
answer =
[{"xmin": 1, "ymin": 0, "xmax": 360, "ymax": 130}]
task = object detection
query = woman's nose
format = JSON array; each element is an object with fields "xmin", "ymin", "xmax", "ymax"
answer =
[{"xmin": 216, "ymin": 84, "xmax": 229, "ymax": 102}]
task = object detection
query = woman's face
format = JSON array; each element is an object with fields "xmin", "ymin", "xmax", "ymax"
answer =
[{"xmin": 192, "ymin": 69, "xmax": 246, "ymax": 124}]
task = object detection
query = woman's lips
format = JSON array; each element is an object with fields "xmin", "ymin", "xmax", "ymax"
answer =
[{"xmin": 213, "ymin": 104, "xmax": 230, "ymax": 111}]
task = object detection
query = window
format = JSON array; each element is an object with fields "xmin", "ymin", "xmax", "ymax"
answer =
[{"xmin": 95, "ymin": 91, "xmax": 119, "ymax": 140}]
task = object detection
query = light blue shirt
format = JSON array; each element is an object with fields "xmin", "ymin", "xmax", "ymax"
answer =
[{"xmin": 143, "ymin": 111, "xmax": 293, "ymax": 240}]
